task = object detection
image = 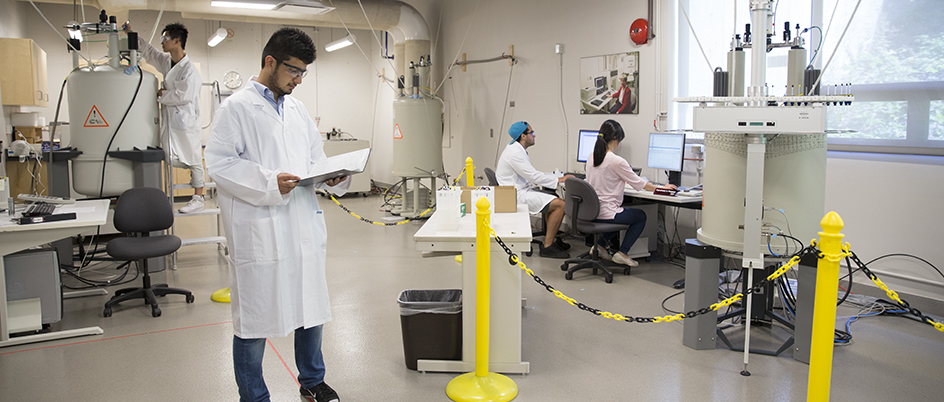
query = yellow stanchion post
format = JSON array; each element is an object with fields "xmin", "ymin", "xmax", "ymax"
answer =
[
  {"xmin": 446, "ymin": 197, "xmax": 518, "ymax": 402},
  {"xmin": 465, "ymin": 157, "xmax": 475, "ymax": 187},
  {"xmin": 807, "ymin": 211, "xmax": 845, "ymax": 402}
]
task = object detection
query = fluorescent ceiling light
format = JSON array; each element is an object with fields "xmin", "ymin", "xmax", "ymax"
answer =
[
  {"xmin": 325, "ymin": 34, "xmax": 355, "ymax": 52},
  {"xmin": 211, "ymin": 1, "xmax": 278, "ymax": 11},
  {"xmin": 208, "ymin": 27, "xmax": 229, "ymax": 47},
  {"xmin": 274, "ymin": 1, "xmax": 335, "ymax": 15},
  {"xmin": 211, "ymin": 0, "xmax": 335, "ymax": 15}
]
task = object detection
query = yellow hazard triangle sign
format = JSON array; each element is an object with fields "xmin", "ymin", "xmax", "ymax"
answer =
[
  {"xmin": 84, "ymin": 105, "xmax": 109, "ymax": 127},
  {"xmin": 393, "ymin": 123, "xmax": 403, "ymax": 139}
]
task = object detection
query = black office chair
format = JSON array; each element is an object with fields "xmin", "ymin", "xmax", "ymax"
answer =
[
  {"xmin": 560, "ymin": 177, "xmax": 632, "ymax": 283},
  {"xmin": 103, "ymin": 187, "xmax": 194, "ymax": 317},
  {"xmin": 484, "ymin": 167, "xmax": 498, "ymax": 186},
  {"xmin": 486, "ymin": 167, "xmax": 567, "ymax": 256}
]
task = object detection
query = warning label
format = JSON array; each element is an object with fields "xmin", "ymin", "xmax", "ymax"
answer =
[
  {"xmin": 84, "ymin": 105, "xmax": 109, "ymax": 127},
  {"xmin": 393, "ymin": 124, "xmax": 403, "ymax": 139}
]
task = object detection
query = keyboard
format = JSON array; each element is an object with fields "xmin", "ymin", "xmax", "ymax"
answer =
[
  {"xmin": 17, "ymin": 193, "xmax": 75, "ymax": 204},
  {"xmin": 591, "ymin": 99, "xmax": 603, "ymax": 106},
  {"xmin": 567, "ymin": 172, "xmax": 586, "ymax": 180},
  {"xmin": 24, "ymin": 202, "xmax": 56, "ymax": 217}
]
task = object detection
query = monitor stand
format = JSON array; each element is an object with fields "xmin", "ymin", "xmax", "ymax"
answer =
[{"xmin": 668, "ymin": 171, "xmax": 681, "ymax": 186}]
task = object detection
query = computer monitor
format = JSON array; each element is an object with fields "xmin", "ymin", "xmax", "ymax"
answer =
[
  {"xmin": 576, "ymin": 129, "xmax": 599, "ymax": 163},
  {"xmin": 594, "ymin": 76, "xmax": 606, "ymax": 94},
  {"xmin": 646, "ymin": 132, "xmax": 685, "ymax": 185}
]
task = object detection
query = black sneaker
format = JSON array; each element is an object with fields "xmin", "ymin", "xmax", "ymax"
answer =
[
  {"xmin": 539, "ymin": 243, "xmax": 570, "ymax": 259},
  {"xmin": 554, "ymin": 237, "xmax": 571, "ymax": 250},
  {"xmin": 300, "ymin": 382, "xmax": 339, "ymax": 402}
]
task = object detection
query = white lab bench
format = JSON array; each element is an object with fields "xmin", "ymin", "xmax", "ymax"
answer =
[
  {"xmin": 412, "ymin": 204, "xmax": 532, "ymax": 374},
  {"xmin": 0, "ymin": 199, "xmax": 109, "ymax": 347}
]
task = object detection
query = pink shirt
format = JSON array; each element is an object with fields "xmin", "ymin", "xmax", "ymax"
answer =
[{"xmin": 586, "ymin": 151, "xmax": 648, "ymax": 220}]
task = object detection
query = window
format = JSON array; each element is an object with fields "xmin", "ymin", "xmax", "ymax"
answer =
[{"xmin": 671, "ymin": 0, "xmax": 944, "ymax": 155}]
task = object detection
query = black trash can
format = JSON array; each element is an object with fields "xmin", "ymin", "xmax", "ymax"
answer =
[{"xmin": 397, "ymin": 289, "xmax": 462, "ymax": 370}]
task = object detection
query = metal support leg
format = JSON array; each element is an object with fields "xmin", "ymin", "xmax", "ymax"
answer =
[{"xmin": 792, "ymin": 253, "xmax": 819, "ymax": 363}]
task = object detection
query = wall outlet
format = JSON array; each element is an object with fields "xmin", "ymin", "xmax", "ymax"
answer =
[{"xmin": 509, "ymin": 101, "xmax": 515, "ymax": 107}]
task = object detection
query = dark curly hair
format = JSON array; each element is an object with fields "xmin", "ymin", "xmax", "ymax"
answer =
[{"xmin": 261, "ymin": 27, "xmax": 316, "ymax": 68}]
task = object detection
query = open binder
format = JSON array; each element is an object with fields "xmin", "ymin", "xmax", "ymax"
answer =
[{"xmin": 297, "ymin": 148, "xmax": 371, "ymax": 186}]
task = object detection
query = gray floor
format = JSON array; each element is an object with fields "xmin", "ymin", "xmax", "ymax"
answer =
[{"xmin": 1, "ymin": 194, "xmax": 942, "ymax": 401}]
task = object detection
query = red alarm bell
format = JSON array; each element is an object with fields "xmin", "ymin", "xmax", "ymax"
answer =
[{"xmin": 630, "ymin": 18, "xmax": 649, "ymax": 45}]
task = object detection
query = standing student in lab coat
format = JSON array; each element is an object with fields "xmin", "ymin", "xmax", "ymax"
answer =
[
  {"xmin": 131, "ymin": 22, "xmax": 206, "ymax": 213},
  {"xmin": 205, "ymin": 28, "xmax": 349, "ymax": 402}
]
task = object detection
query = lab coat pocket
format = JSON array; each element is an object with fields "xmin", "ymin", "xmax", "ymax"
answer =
[
  {"xmin": 311, "ymin": 210, "xmax": 328, "ymax": 253},
  {"xmin": 170, "ymin": 108, "xmax": 193, "ymax": 131},
  {"xmin": 249, "ymin": 216, "xmax": 283, "ymax": 262}
]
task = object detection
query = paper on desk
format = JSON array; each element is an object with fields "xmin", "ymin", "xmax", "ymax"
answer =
[{"xmin": 298, "ymin": 148, "xmax": 371, "ymax": 186}]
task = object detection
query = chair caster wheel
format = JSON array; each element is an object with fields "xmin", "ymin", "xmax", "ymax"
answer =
[
  {"xmin": 186, "ymin": 294, "xmax": 195, "ymax": 303},
  {"xmin": 605, "ymin": 275, "xmax": 613, "ymax": 283},
  {"xmin": 565, "ymin": 272, "xmax": 573, "ymax": 280},
  {"xmin": 103, "ymin": 308, "xmax": 112, "ymax": 317},
  {"xmin": 525, "ymin": 251, "xmax": 533, "ymax": 257},
  {"xmin": 560, "ymin": 264, "xmax": 568, "ymax": 271},
  {"xmin": 623, "ymin": 268, "xmax": 631, "ymax": 275},
  {"xmin": 152, "ymin": 307, "xmax": 162, "ymax": 317}
]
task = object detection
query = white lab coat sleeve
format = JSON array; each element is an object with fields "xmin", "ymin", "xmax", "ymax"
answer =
[
  {"xmin": 509, "ymin": 149, "xmax": 558, "ymax": 189},
  {"xmin": 159, "ymin": 65, "xmax": 201, "ymax": 106},
  {"xmin": 205, "ymin": 103, "xmax": 285, "ymax": 206},
  {"xmin": 136, "ymin": 37, "xmax": 171, "ymax": 75}
]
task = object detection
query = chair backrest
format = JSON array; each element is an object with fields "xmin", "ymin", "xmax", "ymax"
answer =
[
  {"xmin": 113, "ymin": 187, "xmax": 174, "ymax": 233},
  {"xmin": 563, "ymin": 177, "xmax": 601, "ymax": 224},
  {"xmin": 484, "ymin": 167, "xmax": 498, "ymax": 186}
]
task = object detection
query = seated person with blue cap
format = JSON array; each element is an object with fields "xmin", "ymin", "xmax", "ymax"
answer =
[{"xmin": 496, "ymin": 121, "xmax": 573, "ymax": 258}]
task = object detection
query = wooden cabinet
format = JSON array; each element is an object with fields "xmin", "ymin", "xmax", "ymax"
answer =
[{"xmin": 0, "ymin": 38, "xmax": 49, "ymax": 107}]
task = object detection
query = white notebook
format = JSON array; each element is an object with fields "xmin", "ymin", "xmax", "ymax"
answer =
[{"xmin": 298, "ymin": 148, "xmax": 371, "ymax": 186}]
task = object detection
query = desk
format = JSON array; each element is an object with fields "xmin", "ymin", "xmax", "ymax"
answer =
[
  {"xmin": 581, "ymin": 90, "xmax": 615, "ymax": 114},
  {"xmin": 0, "ymin": 199, "xmax": 109, "ymax": 347},
  {"xmin": 413, "ymin": 204, "xmax": 532, "ymax": 374},
  {"xmin": 623, "ymin": 186, "xmax": 703, "ymax": 210}
]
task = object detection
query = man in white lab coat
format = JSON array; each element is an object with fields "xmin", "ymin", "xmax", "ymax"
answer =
[
  {"xmin": 496, "ymin": 121, "xmax": 574, "ymax": 258},
  {"xmin": 134, "ymin": 22, "xmax": 206, "ymax": 213},
  {"xmin": 205, "ymin": 28, "xmax": 349, "ymax": 402}
]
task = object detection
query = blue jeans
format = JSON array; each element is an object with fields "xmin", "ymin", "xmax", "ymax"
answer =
[
  {"xmin": 595, "ymin": 207, "xmax": 647, "ymax": 255},
  {"xmin": 233, "ymin": 325, "xmax": 326, "ymax": 402}
]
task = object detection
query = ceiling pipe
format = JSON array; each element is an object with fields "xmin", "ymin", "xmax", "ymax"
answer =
[{"xmin": 29, "ymin": 0, "xmax": 431, "ymax": 88}]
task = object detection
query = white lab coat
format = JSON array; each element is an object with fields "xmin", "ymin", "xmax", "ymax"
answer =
[
  {"xmin": 204, "ymin": 82, "xmax": 350, "ymax": 339},
  {"xmin": 495, "ymin": 142, "xmax": 558, "ymax": 214},
  {"xmin": 138, "ymin": 38, "xmax": 203, "ymax": 166}
]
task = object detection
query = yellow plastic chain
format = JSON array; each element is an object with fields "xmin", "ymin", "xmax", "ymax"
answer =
[
  {"xmin": 496, "ymin": 226, "xmax": 801, "ymax": 323},
  {"xmin": 329, "ymin": 193, "xmax": 431, "ymax": 226}
]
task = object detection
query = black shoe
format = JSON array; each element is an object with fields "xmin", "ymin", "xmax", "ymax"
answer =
[
  {"xmin": 554, "ymin": 237, "xmax": 571, "ymax": 250},
  {"xmin": 301, "ymin": 382, "xmax": 339, "ymax": 402},
  {"xmin": 539, "ymin": 243, "xmax": 570, "ymax": 259}
]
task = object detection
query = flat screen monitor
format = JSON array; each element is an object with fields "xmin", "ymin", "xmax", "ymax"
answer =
[
  {"xmin": 594, "ymin": 76, "xmax": 606, "ymax": 93},
  {"xmin": 646, "ymin": 132, "xmax": 685, "ymax": 172},
  {"xmin": 576, "ymin": 129, "xmax": 599, "ymax": 163}
]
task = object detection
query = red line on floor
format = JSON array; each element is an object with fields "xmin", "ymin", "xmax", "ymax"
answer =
[
  {"xmin": 0, "ymin": 321, "xmax": 233, "ymax": 356},
  {"xmin": 267, "ymin": 339, "xmax": 301, "ymax": 387}
]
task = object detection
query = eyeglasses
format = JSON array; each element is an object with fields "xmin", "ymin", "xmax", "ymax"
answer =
[
  {"xmin": 276, "ymin": 58, "xmax": 309, "ymax": 79},
  {"xmin": 160, "ymin": 35, "xmax": 173, "ymax": 43}
]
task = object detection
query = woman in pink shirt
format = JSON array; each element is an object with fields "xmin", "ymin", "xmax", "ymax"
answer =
[{"xmin": 586, "ymin": 120, "xmax": 677, "ymax": 266}]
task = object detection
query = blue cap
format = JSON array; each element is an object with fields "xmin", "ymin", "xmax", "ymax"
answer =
[{"xmin": 508, "ymin": 121, "xmax": 529, "ymax": 145}]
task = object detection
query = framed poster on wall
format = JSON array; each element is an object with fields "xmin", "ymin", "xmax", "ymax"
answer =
[{"xmin": 579, "ymin": 51, "xmax": 639, "ymax": 115}]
